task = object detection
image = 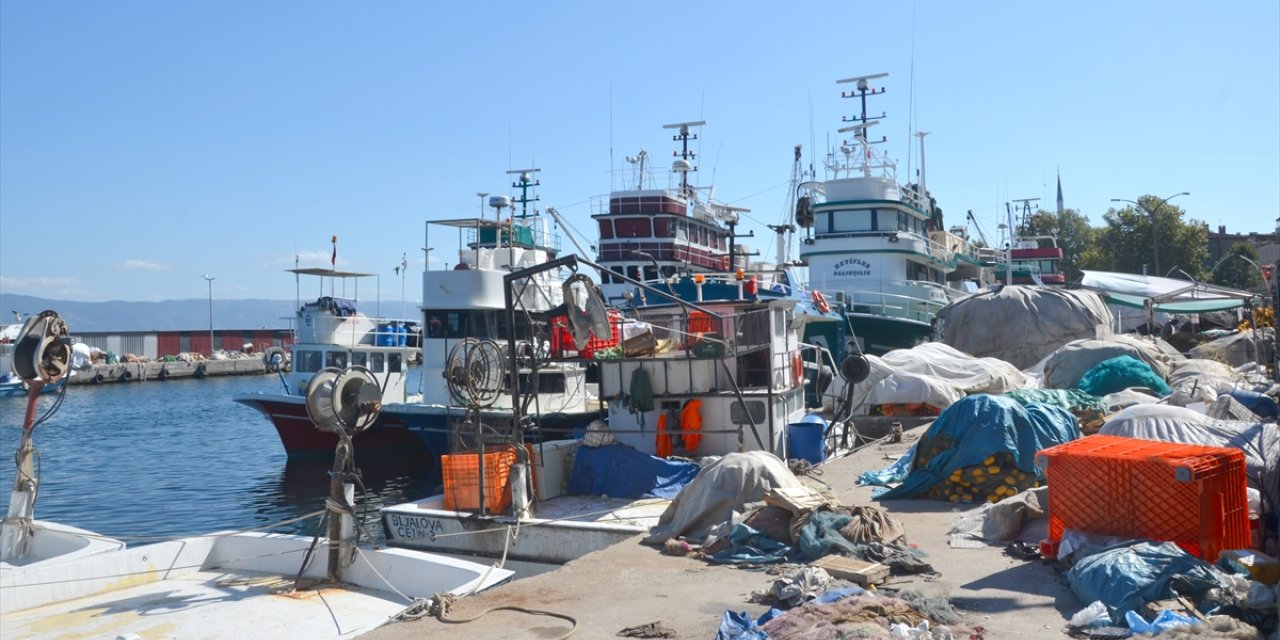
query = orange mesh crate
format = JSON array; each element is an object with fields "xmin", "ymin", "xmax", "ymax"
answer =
[
  {"xmin": 1035, "ymin": 434, "xmax": 1250, "ymax": 561},
  {"xmin": 442, "ymin": 447, "xmax": 517, "ymax": 512}
]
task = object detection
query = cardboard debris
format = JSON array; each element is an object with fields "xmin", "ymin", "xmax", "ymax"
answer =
[
  {"xmin": 809, "ymin": 555, "xmax": 890, "ymax": 586},
  {"xmin": 764, "ymin": 486, "xmax": 831, "ymax": 515}
]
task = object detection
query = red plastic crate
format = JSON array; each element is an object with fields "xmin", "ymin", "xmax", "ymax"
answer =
[
  {"xmin": 441, "ymin": 447, "xmax": 517, "ymax": 512},
  {"xmin": 1035, "ymin": 434, "xmax": 1250, "ymax": 561},
  {"xmin": 581, "ymin": 310, "xmax": 622, "ymax": 359}
]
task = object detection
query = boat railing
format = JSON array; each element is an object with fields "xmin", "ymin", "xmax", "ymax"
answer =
[
  {"xmin": 292, "ymin": 309, "xmax": 416, "ymax": 348},
  {"xmin": 841, "ymin": 288, "xmax": 947, "ymax": 324}
]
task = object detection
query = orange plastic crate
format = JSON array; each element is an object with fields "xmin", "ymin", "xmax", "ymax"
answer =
[
  {"xmin": 1035, "ymin": 434, "xmax": 1250, "ymax": 561},
  {"xmin": 441, "ymin": 447, "xmax": 517, "ymax": 512}
]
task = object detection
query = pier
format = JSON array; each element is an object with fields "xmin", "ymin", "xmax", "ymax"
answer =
[{"xmin": 66, "ymin": 357, "xmax": 270, "ymax": 385}]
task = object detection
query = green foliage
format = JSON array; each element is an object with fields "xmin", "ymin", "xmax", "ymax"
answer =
[
  {"xmin": 1077, "ymin": 196, "xmax": 1206, "ymax": 279},
  {"xmin": 1209, "ymin": 242, "xmax": 1263, "ymax": 292}
]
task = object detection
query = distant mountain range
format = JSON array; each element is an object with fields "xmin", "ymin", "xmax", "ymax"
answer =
[{"xmin": 0, "ymin": 293, "xmax": 418, "ymax": 333}]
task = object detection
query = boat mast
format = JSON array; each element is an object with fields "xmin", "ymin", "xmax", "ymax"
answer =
[
  {"xmin": 507, "ymin": 168, "xmax": 541, "ymax": 220},
  {"xmin": 835, "ymin": 73, "xmax": 888, "ymax": 178},
  {"xmin": 662, "ymin": 120, "xmax": 705, "ymax": 199}
]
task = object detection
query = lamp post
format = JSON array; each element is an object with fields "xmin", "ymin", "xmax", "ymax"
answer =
[
  {"xmin": 1110, "ymin": 192, "xmax": 1189, "ymax": 276},
  {"xmin": 201, "ymin": 274, "xmax": 215, "ymax": 356}
]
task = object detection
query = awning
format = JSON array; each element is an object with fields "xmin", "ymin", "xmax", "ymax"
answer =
[{"xmin": 1079, "ymin": 270, "xmax": 1257, "ymax": 313}]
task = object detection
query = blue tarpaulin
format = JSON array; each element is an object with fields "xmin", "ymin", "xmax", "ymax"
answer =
[
  {"xmin": 567, "ymin": 444, "xmax": 699, "ymax": 499},
  {"xmin": 1067, "ymin": 541, "xmax": 1222, "ymax": 619},
  {"xmin": 872, "ymin": 395, "xmax": 1081, "ymax": 500}
]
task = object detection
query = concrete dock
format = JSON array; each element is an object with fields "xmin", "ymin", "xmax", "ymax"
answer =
[
  {"xmin": 66, "ymin": 357, "xmax": 270, "ymax": 385},
  {"xmin": 363, "ymin": 421, "xmax": 1080, "ymax": 639}
]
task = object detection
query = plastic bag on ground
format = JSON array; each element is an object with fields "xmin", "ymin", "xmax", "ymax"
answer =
[
  {"xmin": 1069, "ymin": 600, "xmax": 1113, "ymax": 628},
  {"xmin": 1124, "ymin": 609, "xmax": 1197, "ymax": 634}
]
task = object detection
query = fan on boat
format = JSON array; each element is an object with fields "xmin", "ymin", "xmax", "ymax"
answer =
[
  {"xmin": 12, "ymin": 310, "xmax": 72, "ymax": 384},
  {"xmin": 304, "ymin": 366, "xmax": 383, "ymax": 435},
  {"xmin": 445, "ymin": 338, "xmax": 508, "ymax": 408},
  {"xmin": 562, "ymin": 273, "xmax": 611, "ymax": 350}
]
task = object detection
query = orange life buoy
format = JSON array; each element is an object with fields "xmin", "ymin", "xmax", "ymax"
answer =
[
  {"xmin": 791, "ymin": 351, "xmax": 804, "ymax": 387},
  {"xmin": 811, "ymin": 290, "xmax": 830, "ymax": 314}
]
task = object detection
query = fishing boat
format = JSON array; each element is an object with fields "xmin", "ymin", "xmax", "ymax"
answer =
[
  {"xmin": 381, "ymin": 169, "xmax": 603, "ymax": 458},
  {"xmin": 235, "ymin": 267, "xmax": 425, "ymax": 456},
  {"xmin": 591, "ymin": 121, "xmax": 753, "ymax": 303},
  {"xmin": 381, "ymin": 254, "xmax": 861, "ymax": 564},
  {"xmin": 997, "ymin": 199, "xmax": 1067, "ymax": 286},
  {"xmin": 797, "ymin": 73, "xmax": 994, "ymax": 355},
  {"xmin": 1, "ymin": 312, "xmax": 513, "ymax": 640}
]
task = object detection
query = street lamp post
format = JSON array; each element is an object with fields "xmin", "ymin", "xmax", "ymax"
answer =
[
  {"xmin": 201, "ymin": 274, "xmax": 215, "ymax": 356},
  {"xmin": 1110, "ymin": 192, "xmax": 1190, "ymax": 276}
]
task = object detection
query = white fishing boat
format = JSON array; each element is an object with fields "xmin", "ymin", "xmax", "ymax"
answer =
[
  {"xmin": 382, "ymin": 254, "xmax": 864, "ymax": 564},
  {"xmin": 1, "ymin": 312, "xmax": 513, "ymax": 640},
  {"xmin": 235, "ymin": 266, "xmax": 424, "ymax": 456},
  {"xmin": 798, "ymin": 73, "xmax": 995, "ymax": 355}
]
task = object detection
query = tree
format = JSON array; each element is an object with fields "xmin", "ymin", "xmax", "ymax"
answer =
[
  {"xmin": 1209, "ymin": 242, "xmax": 1263, "ymax": 293},
  {"xmin": 1021, "ymin": 208, "xmax": 1094, "ymax": 281},
  {"xmin": 1078, "ymin": 197, "xmax": 1207, "ymax": 279}
]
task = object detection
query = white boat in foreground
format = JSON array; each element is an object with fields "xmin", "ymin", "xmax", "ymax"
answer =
[{"xmin": 0, "ymin": 312, "xmax": 513, "ymax": 639}]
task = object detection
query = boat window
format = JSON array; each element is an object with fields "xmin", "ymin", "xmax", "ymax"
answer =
[
  {"xmin": 832, "ymin": 209, "xmax": 874, "ymax": 232},
  {"xmin": 876, "ymin": 209, "xmax": 899, "ymax": 231},
  {"xmin": 325, "ymin": 351, "xmax": 347, "ymax": 369},
  {"xmin": 425, "ymin": 312, "xmax": 447, "ymax": 338},
  {"xmin": 814, "ymin": 211, "xmax": 833, "ymax": 234},
  {"xmin": 609, "ymin": 267, "xmax": 626, "ymax": 284},
  {"xmin": 614, "ymin": 218, "xmax": 652, "ymax": 238},
  {"xmin": 730, "ymin": 400, "xmax": 767, "ymax": 425},
  {"xmin": 296, "ymin": 350, "xmax": 322, "ymax": 373},
  {"xmin": 599, "ymin": 220, "xmax": 614, "ymax": 239},
  {"xmin": 653, "ymin": 219, "xmax": 671, "ymax": 237},
  {"xmin": 351, "ymin": 352, "xmax": 368, "ymax": 367},
  {"xmin": 660, "ymin": 266, "xmax": 677, "ymax": 278},
  {"xmin": 675, "ymin": 221, "xmax": 687, "ymax": 241},
  {"xmin": 643, "ymin": 266, "xmax": 658, "ymax": 281},
  {"xmin": 368, "ymin": 352, "xmax": 385, "ymax": 373},
  {"xmin": 389, "ymin": 352, "xmax": 402, "ymax": 373}
]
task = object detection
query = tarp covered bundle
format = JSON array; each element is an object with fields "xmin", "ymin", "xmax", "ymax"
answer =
[
  {"xmin": 873, "ymin": 395, "xmax": 1081, "ymax": 500},
  {"xmin": 843, "ymin": 342, "xmax": 1028, "ymax": 415},
  {"xmin": 1188, "ymin": 328, "xmax": 1276, "ymax": 369},
  {"xmin": 932, "ymin": 286, "xmax": 1114, "ymax": 369},
  {"xmin": 1099, "ymin": 404, "xmax": 1280, "ymax": 517},
  {"xmin": 1039, "ymin": 335, "xmax": 1180, "ymax": 390},
  {"xmin": 643, "ymin": 451, "xmax": 800, "ymax": 544},
  {"xmin": 1067, "ymin": 541, "xmax": 1222, "ymax": 619},
  {"xmin": 1077, "ymin": 355, "xmax": 1172, "ymax": 397}
]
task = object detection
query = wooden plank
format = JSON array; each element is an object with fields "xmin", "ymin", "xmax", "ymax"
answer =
[
  {"xmin": 763, "ymin": 486, "xmax": 830, "ymax": 515},
  {"xmin": 810, "ymin": 555, "xmax": 890, "ymax": 586}
]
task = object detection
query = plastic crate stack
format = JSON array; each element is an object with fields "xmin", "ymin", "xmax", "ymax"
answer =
[{"xmin": 1035, "ymin": 434, "xmax": 1250, "ymax": 561}]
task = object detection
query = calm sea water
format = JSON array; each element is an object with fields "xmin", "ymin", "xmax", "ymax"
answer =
[{"xmin": 0, "ymin": 368, "xmax": 439, "ymax": 544}]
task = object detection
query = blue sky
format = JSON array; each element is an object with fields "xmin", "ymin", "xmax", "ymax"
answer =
[{"xmin": 2, "ymin": 1, "xmax": 1277, "ymax": 303}]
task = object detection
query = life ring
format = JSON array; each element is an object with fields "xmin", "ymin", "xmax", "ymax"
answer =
[
  {"xmin": 791, "ymin": 351, "xmax": 804, "ymax": 387},
  {"xmin": 811, "ymin": 290, "xmax": 831, "ymax": 314}
]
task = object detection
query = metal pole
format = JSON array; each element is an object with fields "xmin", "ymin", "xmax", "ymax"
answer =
[{"xmin": 202, "ymin": 274, "xmax": 215, "ymax": 355}]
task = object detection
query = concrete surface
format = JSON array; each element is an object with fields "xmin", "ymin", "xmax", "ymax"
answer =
[{"xmin": 363, "ymin": 423, "xmax": 1081, "ymax": 639}]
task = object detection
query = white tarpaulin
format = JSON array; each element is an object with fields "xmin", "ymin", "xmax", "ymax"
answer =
[
  {"xmin": 1100, "ymin": 404, "xmax": 1280, "ymax": 518},
  {"xmin": 844, "ymin": 342, "xmax": 1028, "ymax": 414},
  {"xmin": 1080, "ymin": 270, "xmax": 1256, "ymax": 313}
]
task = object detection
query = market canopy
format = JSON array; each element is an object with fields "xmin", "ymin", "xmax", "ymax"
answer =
[{"xmin": 1079, "ymin": 270, "xmax": 1257, "ymax": 313}]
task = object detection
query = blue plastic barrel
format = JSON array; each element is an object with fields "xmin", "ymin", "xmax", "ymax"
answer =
[
  {"xmin": 376, "ymin": 323, "xmax": 393, "ymax": 346},
  {"xmin": 396, "ymin": 322, "xmax": 408, "ymax": 346},
  {"xmin": 787, "ymin": 421, "xmax": 825, "ymax": 464}
]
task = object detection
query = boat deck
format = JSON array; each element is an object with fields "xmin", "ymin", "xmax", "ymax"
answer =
[{"xmin": 1, "ymin": 567, "xmax": 415, "ymax": 639}]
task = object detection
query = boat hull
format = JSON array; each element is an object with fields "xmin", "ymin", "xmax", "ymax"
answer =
[
  {"xmin": 234, "ymin": 394, "xmax": 429, "ymax": 456},
  {"xmin": 846, "ymin": 313, "xmax": 931, "ymax": 356},
  {"xmin": 382, "ymin": 494, "xmax": 668, "ymax": 564}
]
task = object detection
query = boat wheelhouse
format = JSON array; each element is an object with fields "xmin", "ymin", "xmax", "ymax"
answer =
[
  {"xmin": 592, "ymin": 122, "xmax": 749, "ymax": 303},
  {"xmin": 797, "ymin": 73, "xmax": 992, "ymax": 355}
]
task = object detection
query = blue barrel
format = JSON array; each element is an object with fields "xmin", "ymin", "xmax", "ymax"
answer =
[
  {"xmin": 787, "ymin": 421, "xmax": 825, "ymax": 464},
  {"xmin": 396, "ymin": 322, "xmax": 408, "ymax": 346},
  {"xmin": 376, "ymin": 323, "xmax": 393, "ymax": 346}
]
